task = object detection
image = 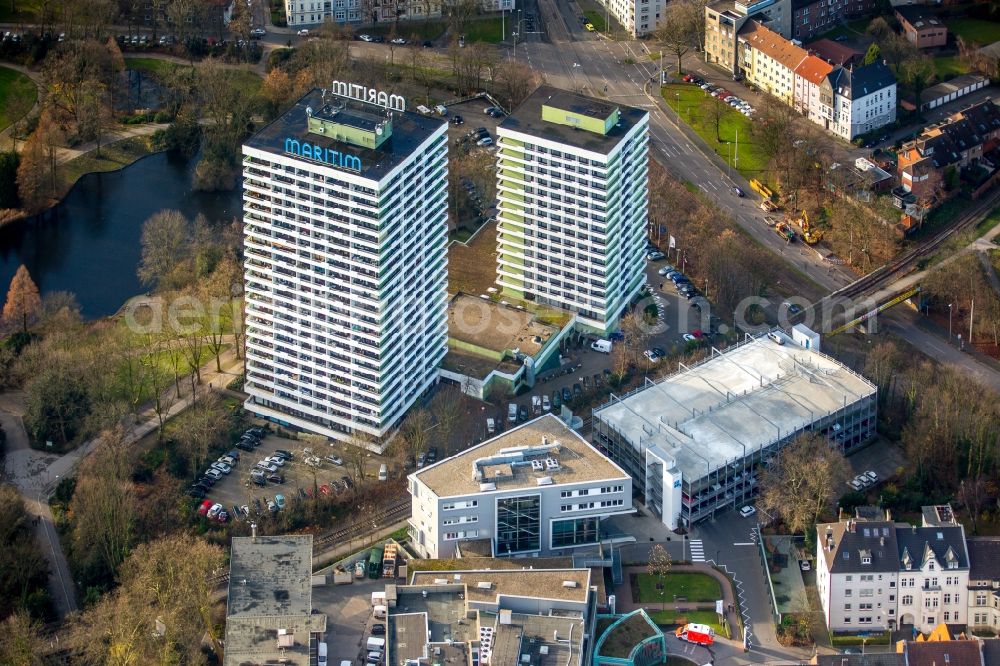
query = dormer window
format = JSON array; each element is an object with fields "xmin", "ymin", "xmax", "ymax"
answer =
[{"xmin": 862, "ymin": 555, "xmax": 872, "ymax": 565}]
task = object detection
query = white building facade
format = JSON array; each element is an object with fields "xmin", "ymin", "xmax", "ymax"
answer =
[
  {"xmin": 408, "ymin": 415, "xmax": 633, "ymax": 559},
  {"xmin": 242, "ymin": 87, "xmax": 449, "ymax": 447},
  {"xmin": 820, "ymin": 63, "xmax": 897, "ymax": 141},
  {"xmin": 284, "ymin": 0, "xmax": 512, "ymax": 27},
  {"xmin": 495, "ymin": 86, "xmax": 649, "ymax": 335},
  {"xmin": 594, "ymin": 0, "xmax": 667, "ymax": 36},
  {"xmin": 817, "ymin": 510, "xmax": 970, "ymax": 635}
]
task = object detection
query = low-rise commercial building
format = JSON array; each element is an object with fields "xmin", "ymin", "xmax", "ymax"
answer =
[
  {"xmin": 388, "ymin": 562, "xmax": 598, "ymax": 665},
  {"xmin": 223, "ymin": 534, "xmax": 327, "ymax": 666},
  {"xmin": 895, "ymin": 6, "xmax": 948, "ymax": 49},
  {"xmin": 407, "ymin": 414, "xmax": 633, "ymax": 559},
  {"xmin": 592, "ymin": 331, "xmax": 877, "ymax": 529}
]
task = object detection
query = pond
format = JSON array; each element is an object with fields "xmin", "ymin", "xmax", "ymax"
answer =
[{"xmin": 0, "ymin": 151, "xmax": 242, "ymax": 319}]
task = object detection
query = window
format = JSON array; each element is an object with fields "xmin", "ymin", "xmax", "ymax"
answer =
[
  {"xmin": 844, "ymin": 604, "xmax": 852, "ymax": 610},
  {"xmin": 552, "ymin": 517, "xmax": 599, "ymax": 548},
  {"xmin": 902, "ymin": 595, "xmax": 913, "ymax": 605},
  {"xmin": 496, "ymin": 495, "xmax": 540, "ymax": 554},
  {"xmin": 977, "ymin": 592, "xmax": 988, "ymax": 606}
]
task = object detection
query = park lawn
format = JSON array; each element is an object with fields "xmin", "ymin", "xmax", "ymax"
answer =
[
  {"xmin": 584, "ymin": 10, "xmax": 607, "ymax": 33},
  {"xmin": 934, "ymin": 55, "xmax": 968, "ymax": 79},
  {"xmin": 646, "ymin": 609, "xmax": 728, "ymax": 637},
  {"xmin": 363, "ymin": 20, "xmax": 447, "ymax": 41},
  {"xmin": 947, "ymin": 18, "xmax": 1000, "ymax": 46},
  {"xmin": 661, "ymin": 83, "xmax": 770, "ymax": 182},
  {"xmin": 0, "ymin": 66, "xmax": 36, "ymax": 131},
  {"xmin": 125, "ymin": 57, "xmax": 183, "ymax": 78},
  {"xmin": 637, "ymin": 572, "xmax": 722, "ymax": 603},
  {"xmin": 464, "ymin": 17, "xmax": 505, "ymax": 43},
  {"xmin": 58, "ymin": 136, "xmax": 157, "ymax": 192}
]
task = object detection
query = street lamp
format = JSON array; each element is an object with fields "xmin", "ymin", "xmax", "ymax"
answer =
[{"xmin": 948, "ymin": 303, "xmax": 953, "ymax": 342}]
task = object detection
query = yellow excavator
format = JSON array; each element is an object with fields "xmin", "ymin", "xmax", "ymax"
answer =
[{"xmin": 791, "ymin": 210, "xmax": 823, "ymax": 245}]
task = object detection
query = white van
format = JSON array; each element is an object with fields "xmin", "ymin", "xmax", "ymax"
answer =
[
  {"xmin": 373, "ymin": 604, "xmax": 387, "ymax": 619},
  {"xmin": 486, "ymin": 417, "xmax": 495, "ymax": 434},
  {"xmin": 507, "ymin": 403, "xmax": 518, "ymax": 422},
  {"xmin": 378, "ymin": 464, "xmax": 388, "ymax": 481},
  {"xmin": 434, "ymin": 104, "xmax": 448, "ymax": 116},
  {"xmin": 318, "ymin": 642, "xmax": 328, "ymax": 665},
  {"xmin": 591, "ymin": 339, "xmax": 612, "ymax": 353},
  {"xmin": 766, "ymin": 331, "xmax": 784, "ymax": 345},
  {"xmin": 366, "ymin": 637, "xmax": 386, "ymax": 652}
]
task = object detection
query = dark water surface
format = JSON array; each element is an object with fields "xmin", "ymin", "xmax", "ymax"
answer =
[{"xmin": 0, "ymin": 152, "xmax": 242, "ymax": 318}]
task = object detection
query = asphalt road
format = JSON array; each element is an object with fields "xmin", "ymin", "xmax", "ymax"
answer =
[{"xmin": 509, "ymin": 10, "xmax": 1000, "ymax": 392}]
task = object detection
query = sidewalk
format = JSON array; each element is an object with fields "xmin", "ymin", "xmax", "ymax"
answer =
[
  {"xmin": 613, "ymin": 564, "xmax": 743, "ymax": 643},
  {"xmin": 1, "ymin": 346, "xmax": 244, "ymax": 620}
]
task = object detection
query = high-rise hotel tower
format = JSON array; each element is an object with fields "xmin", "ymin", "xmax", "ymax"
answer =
[{"xmin": 241, "ymin": 85, "xmax": 449, "ymax": 445}]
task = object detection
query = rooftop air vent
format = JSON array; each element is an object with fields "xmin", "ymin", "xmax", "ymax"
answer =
[
  {"xmin": 480, "ymin": 482, "xmax": 497, "ymax": 492},
  {"xmin": 476, "ymin": 581, "xmax": 493, "ymax": 590},
  {"xmin": 537, "ymin": 476, "xmax": 553, "ymax": 486},
  {"xmin": 562, "ymin": 580, "xmax": 578, "ymax": 588},
  {"xmin": 531, "ymin": 460, "xmax": 545, "ymax": 471}
]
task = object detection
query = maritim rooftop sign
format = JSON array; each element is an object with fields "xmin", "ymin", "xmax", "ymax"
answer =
[
  {"xmin": 330, "ymin": 80, "xmax": 406, "ymax": 112},
  {"xmin": 283, "ymin": 139, "xmax": 362, "ymax": 172}
]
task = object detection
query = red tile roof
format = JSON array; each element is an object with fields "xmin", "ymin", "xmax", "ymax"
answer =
[
  {"xmin": 740, "ymin": 20, "xmax": 808, "ymax": 71},
  {"xmin": 794, "ymin": 55, "xmax": 833, "ymax": 85},
  {"xmin": 808, "ymin": 38, "xmax": 861, "ymax": 66}
]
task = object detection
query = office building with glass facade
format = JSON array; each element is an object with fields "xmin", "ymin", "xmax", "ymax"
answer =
[
  {"xmin": 407, "ymin": 414, "xmax": 633, "ymax": 559},
  {"xmin": 495, "ymin": 86, "xmax": 649, "ymax": 335},
  {"xmin": 242, "ymin": 88, "xmax": 449, "ymax": 447}
]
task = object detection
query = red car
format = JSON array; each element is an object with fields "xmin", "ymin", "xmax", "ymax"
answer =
[
  {"xmin": 682, "ymin": 74, "xmax": 693, "ymax": 82},
  {"xmin": 197, "ymin": 499, "xmax": 213, "ymax": 516},
  {"xmin": 319, "ymin": 484, "xmax": 331, "ymax": 496}
]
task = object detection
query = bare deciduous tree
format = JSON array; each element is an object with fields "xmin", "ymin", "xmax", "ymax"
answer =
[{"xmin": 757, "ymin": 433, "xmax": 847, "ymax": 534}]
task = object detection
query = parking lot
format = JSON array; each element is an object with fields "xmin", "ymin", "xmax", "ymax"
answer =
[
  {"xmin": 190, "ymin": 430, "xmax": 386, "ymax": 522},
  {"xmin": 313, "ymin": 575, "xmax": 386, "ymax": 664}
]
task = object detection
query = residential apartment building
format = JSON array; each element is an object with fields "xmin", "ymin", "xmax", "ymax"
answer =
[
  {"xmin": 816, "ymin": 518, "xmax": 900, "ymax": 633},
  {"xmin": 793, "ymin": 54, "xmax": 834, "ymax": 119},
  {"xmin": 817, "ymin": 506, "xmax": 971, "ymax": 635},
  {"xmin": 242, "ymin": 86, "xmax": 449, "ymax": 447},
  {"xmin": 819, "ymin": 61, "xmax": 896, "ymax": 140},
  {"xmin": 967, "ymin": 538, "xmax": 1000, "ymax": 634},
  {"xmin": 594, "ymin": 0, "xmax": 667, "ymax": 36},
  {"xmin": 791, "ymin": 0, "xmax": 877, "ymax": 42},
  {"xmin": 895, "ymin": 6, "xmax": 948, "ymax": 49},
  {"xmin": 285, "ymin": 0, "xmax": 517, "ymax": 27},
  {"xmin": 897, "ymin": 99, "xmax": 1000, "ymax": 203},
  {"xmin": 739, "ymin": 20, "xmax": 807, "ymax": 104},
  {"xmin": 593, "ymin": 330, "xmax": 876, "ymax": 530},
  {"xmin": 407, "ymin": 414, "xmax": 633, "ymax": 559},
  {"xmin": 705, "ymin": 0, "xmax": 792, "ymax": 76},
  {"xmin": 495, "ymin": 86, "xmax": 649, "ymax": 334}
]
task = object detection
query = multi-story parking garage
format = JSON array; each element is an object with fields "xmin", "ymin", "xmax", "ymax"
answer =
[
  {"xmin": 241, "ymin": 86, "xmax": 449, "ymax": 447},
  {"xmin": 495, "ymin": 86, "xmax": 649, "ymax": 335},
  {"xmin": 592, "ymin": 330, "xmax": 877, "ymax": 529}
]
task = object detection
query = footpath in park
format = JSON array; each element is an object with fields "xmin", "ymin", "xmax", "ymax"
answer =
[{"xmin": 0, "ymin": 346, "xmax": 244, "ymax": 620}]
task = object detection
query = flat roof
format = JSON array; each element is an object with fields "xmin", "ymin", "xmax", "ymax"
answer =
[
  {"xmin": 393, "ymin": 587, "xmax": 478, "ymax": 643},
  {"xmin": 448, "ymin": 293, "xmax": 559, "ymax": 357},
  {"xmin": 499, "ymin": 85, "xmax": 647, "ymax": 155},
  {"xmin": 413, "ymin": 413, "xmax": 630, "ymax": 497},
  {"xmin": 388, "ymin": 612, "xmax": 429, "ymax": 663},
  {"xmin": 594, "ymin": 333, "xmax": 876, "ymax": 480},
  {"xmin": 492, "ymin": 614, "xmax": 585, "ymax": 666},
  {"xmin": 244, "ymin": 88, "xmax": 445, "ymax": 182},
  {"xmin": 224, "ymin": 535, "xmax": 325, "ymax": 666},
  {"xmin": 409, "ymin": 568, "xmax": 591, "ymax": 604},
  {"xmin": 227, "ymin": 535, "xmax": 314, "ymax": 617}
]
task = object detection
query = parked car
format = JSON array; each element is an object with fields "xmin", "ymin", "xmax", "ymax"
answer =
[
  {"xmin": 733, "ymin": 186, "xmax": 745, "ymax": 197},
  {"xmin": 207, "ymin": 503, "xmax": 223, "ymax": 519},
  {"xmin": 657, "ymin": 265, "xmax": 675, "ymax": 276},
  {"xmin": 542, "ymin": 394, "xmax": 551, "ymax": 412},
  {"xmin": 327, "ymin": 454, "xmax": 343, "ymax": 466},
  {"xmin": 739, "ymin": 505, "xmax": 756, "ymax": 518},
  {"xmin": 267, "ymin": 499, "xmax": 278, "ymax": 513},
  {"xmin": 198, "ymin": 500, "xmax": 213, "ymax": 516},
  {"xmin": 450, "ymin": 114, "xmax": 464, "ymax": 125},
  {"xmin": 476, "ymin": 136, "xmax": 494, "ymax": 146},
  {"xmin": 219, "ymin": 455, "xmax": 236, "ymax": 466},
  {"xmin": 562, "ymin": 386, "xmax": 572, "ymax": 402},
  {"xmin": 273, "ymin": 449, "xmax": 293, "ymax": 460},
  {"xmin": 266, "ymin": 473, "xmax": 284, "ymax": 484},
  {"xmin": 265, "ymin": 455, "xmax": 285, "ymax": 467},
  {"xmin": 210, "ymin": 461, "xmax": 232, "ymax": 474},
  {"xmin": 552, "ymin": 390, "xmax": 562, "ymax": 409},
  {"xmin": 251, "ymin": 27, "xmax": 266, "ymax": 37},
  {"xmin": 646, "ymin": 250, "xmax": 666, "ymax": 261},
  {"xmin": 256, "ymin": 461, "xmax": 278, "ymax": 473},
  {"xmin": 187, "ymin": 486, "xmax": 207, "ymax": 498},
  {"xmin": 297, "ymin": 29, "xmax": 310, "ymax": 36},
  {"xmin": 572, "ymin": 383, "xmax": 582, "ymax": 396},
  {"xmin": 390, "ymin": 37, "xmax": 407, "ymax": 44},
  {"xmin": 865, "ymin": 470, "xmax": 878, "ymax": 483},
  {"xmin": 518, "ymin": 404, "xmax": 529, "ymax": 422},
  {"xmin": 341, "ymin": 475, "xmax": 354, "ymax": 489},
  {"xmin": 204, "ymin": 468, "xmax": 223, "ymax": 480},
  {"xmin": 274, "ymin": 494, "xmax": 286, "ymax": 509}
]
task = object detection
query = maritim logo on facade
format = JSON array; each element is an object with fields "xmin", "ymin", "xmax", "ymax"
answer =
[
  {"xmin": 284, "ymin": 139, "xmax": 363, "ymax": 172},
  {"xmin": 331, "ymin": 80, "xmax": 406, "ymax": 112}
]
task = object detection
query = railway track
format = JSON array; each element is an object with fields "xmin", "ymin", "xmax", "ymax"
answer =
[
  {"xmin": 207, "ymin": 497, "xmax": 411, "ymax": 587},
  {"xmin": 829, "ymin": 187, "xmax": 1000, "ymax": 305}
]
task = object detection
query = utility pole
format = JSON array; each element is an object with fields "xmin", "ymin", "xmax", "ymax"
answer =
[{"xmin": 948, "ymin": 303, "xmax": 953, "ymax": 342}]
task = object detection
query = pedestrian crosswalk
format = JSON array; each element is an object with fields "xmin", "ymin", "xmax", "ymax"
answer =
[{"xmin": 689, "ymin": 539, "xmax": 705, "ymax": 562}]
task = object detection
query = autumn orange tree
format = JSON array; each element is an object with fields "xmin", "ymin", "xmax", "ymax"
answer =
[{"xmin": 2, "ymin": 265, "xmax": 41, "ymax": 334}]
